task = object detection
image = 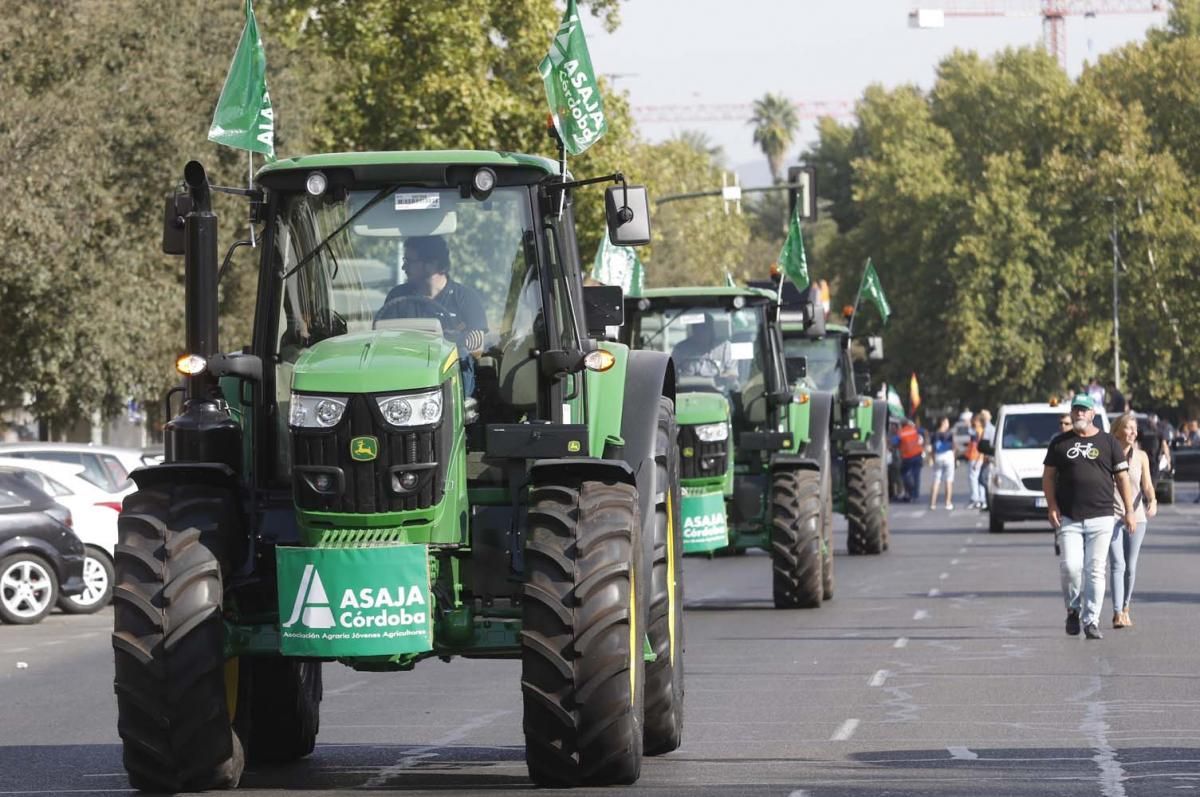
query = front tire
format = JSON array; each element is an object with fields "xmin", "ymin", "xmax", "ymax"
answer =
[
  {"xmin": 111, "ymin": 484, "xmax": 244, "ymax": 792},
  {"xmin": 771, "ymin": 468, "xmax": 823, "ymax": 609},
  {"xmin": 0, "ymin": 553, "xmax": 58, "ymax": 624},
  {"xmin": 820, "ymin": 458, "xmax": 834, "ymax": 601},
  {"xmin": 59, "ymin": 546, "xmax": 113, "ymax": 614},
  {"xmin": 644, "ymin": 398, "xmax": 684, "ymax": 756},
  {"xmin": 522, "ymin": 478, "xmax": 645, "ymax": 786},
  {"xmin": 245, "ymin": 657, "xmax": 323, "ymax": 764},
  {"xmin": 846, "ymin": 457, "xmax": 887, "ymax": 555}
]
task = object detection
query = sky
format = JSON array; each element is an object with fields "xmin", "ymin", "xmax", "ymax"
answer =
[{"xmin": 586, "ymin": 1, "xmax": 1170, "ymax": 184}]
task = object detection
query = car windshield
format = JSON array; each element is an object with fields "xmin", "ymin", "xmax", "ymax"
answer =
[
  {"xmin": 1001, "ymin": 413, "xmax": 1105, "ymax": 449},
  {"xmin": 273, "ymin": 186, "xmax": 540, "ymax": 357},
  {"xmin": 630, "ymin": 304, "xmax": 765, "ymax": 395},
  {"xmin": 784, "ymin": 335, "xmax": 840, "ymax": 392}
]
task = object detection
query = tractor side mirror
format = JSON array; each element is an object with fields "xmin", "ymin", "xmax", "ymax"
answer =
[
  {"xmin": 786, "ymin": 356, "xmax": 807, "ymax": 383},
  {"xmin": 866, "ymin": 336, "xmax": 884, "ymax": 361},
  {"xmin": 161, "ymin": 192, "xmax": 192, "ymax": 255},
  {"xmin": 605, "ymin": 185, "xmax": 651, "ymax": 247},
  {"xmin": 582, "ymin": 285, "xmax": 624, "ymax": 338}
]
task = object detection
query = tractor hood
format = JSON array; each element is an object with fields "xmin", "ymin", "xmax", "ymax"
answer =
[
  {"xmin": 676, "ymin": 391, "xmax": 730, "ymax": 426},
  {"xmin": 291, "ymin": 330, "xmax": 458, "ymax": 394}
]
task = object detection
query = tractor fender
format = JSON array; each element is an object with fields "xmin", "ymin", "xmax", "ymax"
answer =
[
  {"xmin": 871, "ymin": 400, "xmax": 889, "ymax": 458},
  {"xmin": 528, "ymin": 458, "xmax": 635, "ymax": 487},
  {"xmin": 802, "ymin": 391, "xmax": 834, "ymax": 463},
  {"xmin": 129, "ymin": 462, "xmax": 240, "ymax": 492},
  {"xmin": 770, "ymin": 455, "xmax": 822, "ymax": 473},
  {"xmin": 619, "ymin": 350, "xmax": 676, "ymax": 539}
]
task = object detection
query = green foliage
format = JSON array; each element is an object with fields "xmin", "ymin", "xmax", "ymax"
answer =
[{"xmin": 806, "ymin": 37, "xmax": 1200, "ymax": 415}]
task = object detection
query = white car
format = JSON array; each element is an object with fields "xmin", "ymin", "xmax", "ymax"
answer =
[
  {"xmin": 0, "ymin": 458, "xmax": 120, "ymax": 612},
  {"xmin": 984, "ymin": 402, "xmax": 1109, "ymax": 533},
  {"xmin": 0, "ymin": 442, "xmax": 148, "ymax": 494}
]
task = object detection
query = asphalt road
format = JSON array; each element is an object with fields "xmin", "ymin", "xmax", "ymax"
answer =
[{"xmin": 2, "ymin": 474, "xmax": 1198, "ymax": 796}]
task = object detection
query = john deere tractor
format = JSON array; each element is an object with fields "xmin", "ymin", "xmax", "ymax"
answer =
[
  {"xmin": 623, "ymin": 287, "xmax": 832, "ymax": 609},
  {"xmin": 780, "ymin": 302, "xmax": 889, "ymax": 555},
  {"xmin": 112, "ymin": 152, "xmax": 684, "ymax": 791}
]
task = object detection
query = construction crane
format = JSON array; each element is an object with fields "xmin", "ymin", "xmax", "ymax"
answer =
[
  {"xmin": 909, "ymin": 1, "xmax": 1168, "ymax": 69},
  {"xmin": 631, "ymin": 100, "xmax": 855, "ymax": 125}
]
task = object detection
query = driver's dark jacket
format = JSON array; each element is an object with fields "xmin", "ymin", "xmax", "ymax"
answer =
[{"xmin": 379, "ymin": 278, "xmax": 488, "ymax": 347}]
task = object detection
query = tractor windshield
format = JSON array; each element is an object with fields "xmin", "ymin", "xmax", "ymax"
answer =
[
  {"xmin": 272, "ymin": 186, "xmax": 540, "ymax": 359},
  {"xmin": 784, "ymin": 334, "xmax": 840, "ymax": 392},
  {"xmin": 631, "ymin": 304, "xmax": 766, "ymax": 397}
]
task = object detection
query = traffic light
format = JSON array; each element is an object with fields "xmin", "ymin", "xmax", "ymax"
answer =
[{"xmin": 787, "ymin": 164, "xmax": 817, "ymax": 222}]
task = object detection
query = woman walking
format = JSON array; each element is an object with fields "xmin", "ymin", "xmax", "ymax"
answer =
[
  {"xmin": 1109, "ymin": 413, "xmax": 1157, "ymax": 628},
  {"xmin": 928, "ymin": 416, "xmax": 957, "ymax": 510},
  {"xmin": 967, "ymin": 414, "xmax": 986, "ymax": 509}
]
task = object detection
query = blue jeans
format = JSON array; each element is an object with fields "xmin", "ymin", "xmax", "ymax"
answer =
[
  {"xmin": 1057, "ymin": 515, "xmax": 1115, "ymax": 627},
  {"xmin": 1109, "ymin": 519, "xmax": 1146, "ymax": 612},
  {"xmin": 901, "ymin": 456, "xmax": 923, "ymax": 501}
]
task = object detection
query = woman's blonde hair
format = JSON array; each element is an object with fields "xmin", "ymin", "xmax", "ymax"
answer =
[{"xmin": 1111, "ymin": 412, "xmax": 1137, "ymax": 442}]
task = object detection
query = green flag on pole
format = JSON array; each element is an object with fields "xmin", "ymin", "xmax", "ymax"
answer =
[
  {"xmin": 777, "ymin": 207, "xmax": 809, "ymax": 291},
  {"xmin": 858, "ymin": 258, "xmax": 891, "ymax": 324},
  {"xmin": 592, "ymin": 234, "xmax": 644, "ymax": 297},
  {"xmin": 208, "ymin": 0, "xmax": 275, "ymax": 159},
  {"xmin": 539, "ymin": 0, "xmax": 607, "ymax": 155},
  {"xmin": 886, "ymin": 385, "xmax": 904, "ymax": 418}
]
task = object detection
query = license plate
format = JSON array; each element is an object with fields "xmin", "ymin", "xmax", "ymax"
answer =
[{"xmin": 1034, "ymin": 497, "xmax": 1047, "ymax": 508}]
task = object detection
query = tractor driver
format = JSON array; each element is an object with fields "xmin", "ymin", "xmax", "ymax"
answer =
[
  {"xmin": 377, "ymin": 235, "xmax": 488, "ymax": 396},
  {"xmin": 672, "ymin": 313, "xmax": 736, "ymax": 386}
]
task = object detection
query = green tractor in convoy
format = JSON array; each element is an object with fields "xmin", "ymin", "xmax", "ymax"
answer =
[
  {"xmin": 112, "ymin": 152, "xmax": 685, "ymax": 791},
  {"xmin": 622, "ymin": 287, "xmax": 833, "ymax": 609},
  {"xmin": 779, "ymin": 299, "xmax": 889, "ymax": 555}
]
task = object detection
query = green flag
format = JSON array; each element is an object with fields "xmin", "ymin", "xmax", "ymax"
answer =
[
  {"xmin": 887, "ymin": 385, "xmax": 904, "ymax": 418},
  {"xmin": 592, "ymin": 234, "xmax": 644, "ymax": 297},
  {"xmin": 208, "ymin": 0, "xmax": 275, "ymax": 159},
  {"xmin": 858, "ymin": 258, "xmax": 891, "ymax": 324},
  {"xmin": 777, "ymin": 207, "xmax": 809, "ymax": 291},
  {"xmin": 539, "ymin": 0, "xmax": 607, "ymax": 155}
]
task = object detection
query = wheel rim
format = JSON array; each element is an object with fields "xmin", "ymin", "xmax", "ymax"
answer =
[
  {"xmin": 1, "ymin": 560, "xmax": 54, "ymax": 618},
  {"xmin": 69, "ymin": 556, "xmax": 109, "ymax": 607}
]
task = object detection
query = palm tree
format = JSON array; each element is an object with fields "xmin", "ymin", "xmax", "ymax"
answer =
[{"xmin": 749, "ymin": 93, "xmax": 798, "ymax": 183}]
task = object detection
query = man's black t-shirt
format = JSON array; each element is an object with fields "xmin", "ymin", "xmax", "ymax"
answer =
[
  {"xmin": 1043, "ymin": 430, "xmax": 1128, "ymax": 520},
  {"xmin": 379, "ymin": 279, "xmax": 488, "ymax": 342}
]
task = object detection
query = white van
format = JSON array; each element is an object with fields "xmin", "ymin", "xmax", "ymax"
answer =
[{"xmin": 985, "ymin": 402, "xmax": 1109, "ymax": 533}]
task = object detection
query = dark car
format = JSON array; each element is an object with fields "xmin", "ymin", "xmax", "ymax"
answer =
[{"xmin": 0, "ymin": 471, "xmax": 86, "ymax": 624}]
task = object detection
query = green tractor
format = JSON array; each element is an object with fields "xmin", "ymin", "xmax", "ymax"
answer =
[
  {"xmin": 112, "ymin": 152, "xmax": 685, "ymax": 791},
  {"xmin": 780, "ymin": 305, "xmax": 889, "ymax": 555},
  {"xmin": 622, "ymin": 287, "xmax": 832, "ymax": 609}
]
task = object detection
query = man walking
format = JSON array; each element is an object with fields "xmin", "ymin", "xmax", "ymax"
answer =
[{"xmin": 1042, "ymin": 394, "xmax": 1137, "ymax": 640}]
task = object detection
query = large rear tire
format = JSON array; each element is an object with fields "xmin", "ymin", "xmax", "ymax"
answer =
[
  {"xmin": 644, "ymin": 398, "xmax": 684, "ymax": 756},
  {"xmin": 245, "ymin": 657, "xmax": 323, "ymax": 764},
  {"xmin": 820, "ymin": 455, "xmax": 835, "ymax": 602},
  {"xmin": 846, "ymin": 456, "xmax": 887, "ymax": 555},
  {"xmin": 771, "ymin": 468, "xmax": 823, "ymax": 609},
  {"xmin": 112, "ymin": 485, "xmax": 244, "ymax": 792},
  {"xmin": 522, "ymin": 478, "xmax": 646, "ymax": 786}
]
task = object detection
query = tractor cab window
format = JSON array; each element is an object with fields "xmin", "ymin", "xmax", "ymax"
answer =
[
  {"xmin": 631, "ymin": 303, "xmax": 767, "ymax": 421},
  {"xmin": 269, "ymin": 186, "xmax": 542, "ymax": 477},
  {"xmin": 784, "ymin": 334, "xmax": 840, "ymax": 392}
]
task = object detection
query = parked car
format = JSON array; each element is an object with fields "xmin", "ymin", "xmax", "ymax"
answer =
[
  {"xmin": 0, "ymin": 458, "xmax": 120, "ymax": 612},
  {"xmin": 0, "ymin": 443, "xmax": 147, "ymax": 494},
  {"xmin": 0, "ymin": 471, "xmax": 86, "ymax": 624}
]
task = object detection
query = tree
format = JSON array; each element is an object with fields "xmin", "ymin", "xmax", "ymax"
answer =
[{"xmin": 749, "ymin": 93, "xmax": 798, "ymax": 184}]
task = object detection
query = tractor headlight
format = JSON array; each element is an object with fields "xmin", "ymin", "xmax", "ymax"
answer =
[
  {"xmin": 694, "ymin": 422, "xmax": 729, "ymax": 443},
  {"xmin": 289, "ymin": 394, "xmax": 348, "ymax": 428},
  {"xmin": 377, "ymin": 389, "xmax": 442, "ymax": 427}
]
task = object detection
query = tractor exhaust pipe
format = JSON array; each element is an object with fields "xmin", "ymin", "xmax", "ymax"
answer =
[{"xmin": 164, "ymin": 160, "xmax": 241, "ymax": 471}]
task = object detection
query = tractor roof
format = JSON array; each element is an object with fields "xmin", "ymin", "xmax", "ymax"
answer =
[
  {"xmin": 257, "ymin": 150, "xmax": 561, "ymax": 179},
  {"xmin": 635, "ymin": 286, "xmax": 776, "ymax": 303}
]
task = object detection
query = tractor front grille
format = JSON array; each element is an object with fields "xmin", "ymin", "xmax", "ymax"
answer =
[
  {"xmin": 678, "ymin": 423, "xmax": 728, "ymax": 480},
  {"xmin": 292, "ymin": 390, "xmax": 449, "ymax": 513}
]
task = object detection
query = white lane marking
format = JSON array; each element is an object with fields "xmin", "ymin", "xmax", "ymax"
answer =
[
  {"xmin": 361, "ymin": 709, "xmax": 511, "ymax": 787},
  {"xmin": 950, "ymin": 559, "xmax": 960, "ymax": 565},
  {"xmin": 948, "ymin": 746, "xmax": 979, "ymax": 760},
  {"xmin": 958, "ymin": 547, "xmax": 968, "ymax": 554},
  {"xmin": 324, "ymin": 679, "xmax": 368, "ymax": 696},
  {"xmin": 893, "ymin": 637, "xmax": 909, "ymax": 649},
  {"xmin": 44, "ymin": 640, "xmax": 66, "ymax": 646},
  {"xmin": 966, "ymin": 537, "xmax": 974, "ymax": 543},
  {"xmin": 913, "ymin": 609, "xmax": 929, "ymax": 620},
  {"xmin": 869, "ymin": 669, "xmax": 890, "ymax": 687},
  {"xmin": 71, "ymin": 632, "xmax": 100, "ymax": 640},
  {"xmin": 787, "ymin": 791, "xmax": 810, "ymax": 797},
  {"xmin": 5, "ymin": 648, "xmax": 30, "ymax": 654},
  {"xmin": 928, "ymin": 588, "xmax": 941, "ymax": 597},
  {"xmin": 1082, "ymin": 691, "xmax": 1127, "ymax": 797},
  {"xmin": 913, "ymin": 509, "xmax": 928, "ymax": 518},
  {"xmin": 939, "ymin": 572, "xmax": 950, "ymax": 580},
  {"xmin": 831, "ymin": 718, "xmax": 859, "ymax": 741}
]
